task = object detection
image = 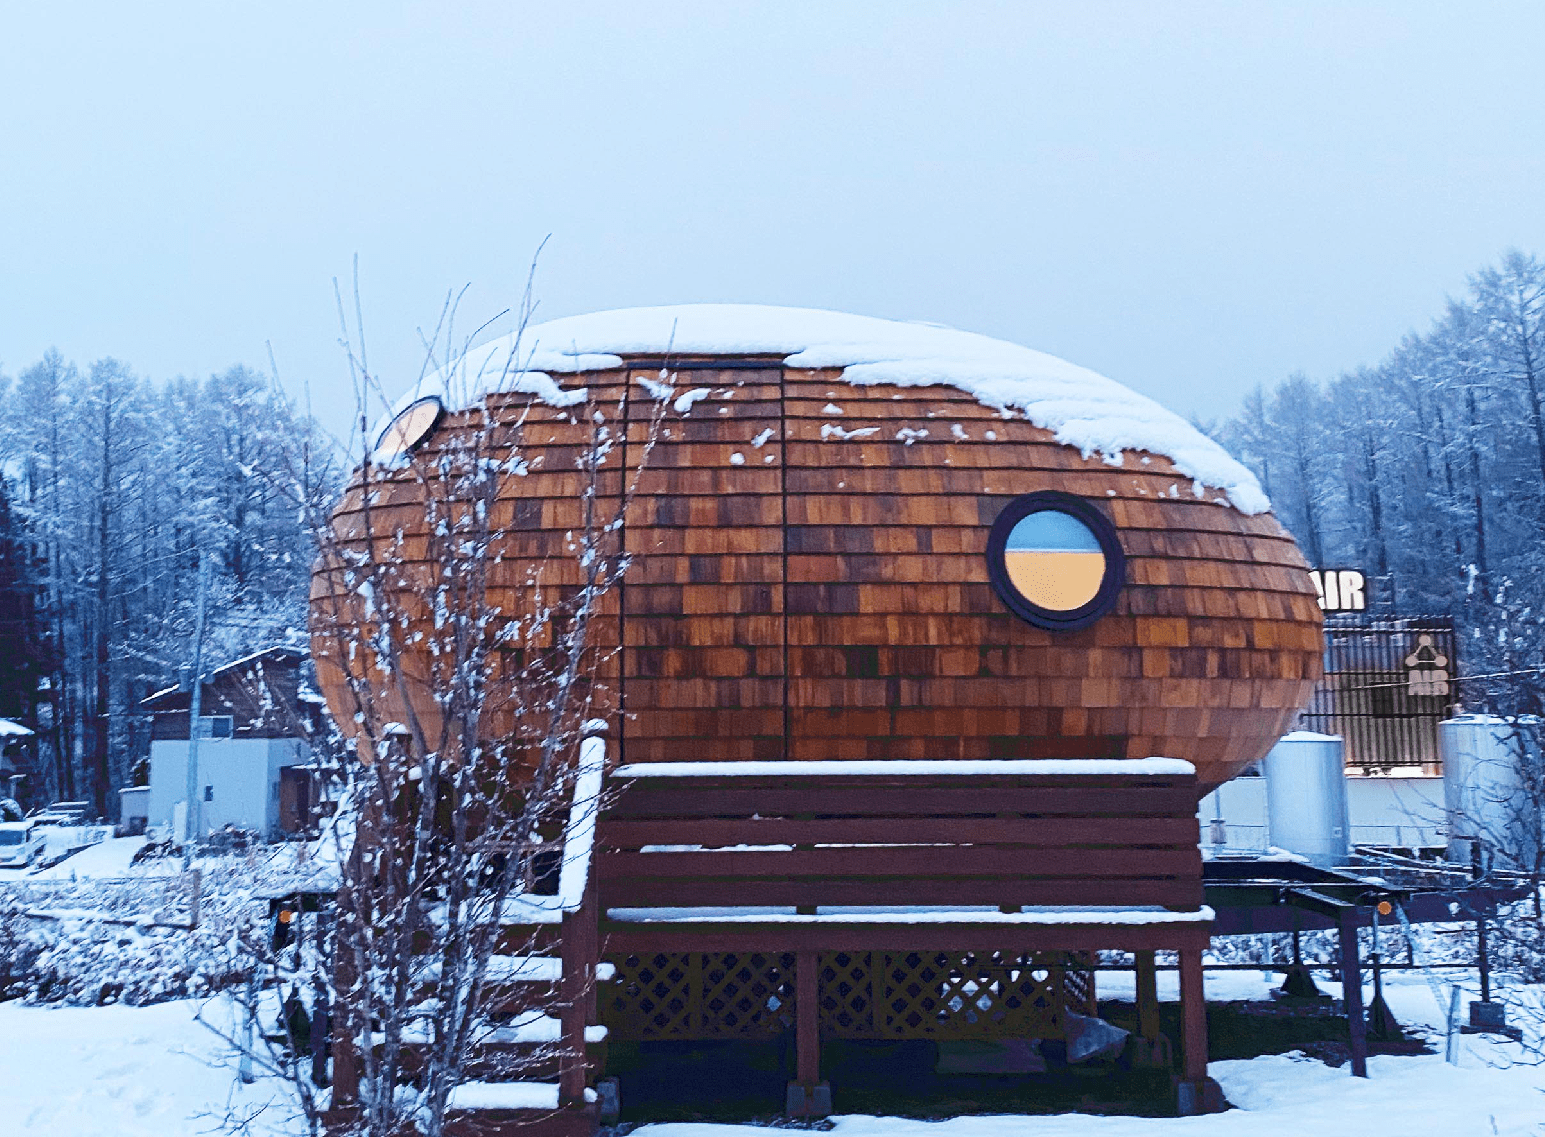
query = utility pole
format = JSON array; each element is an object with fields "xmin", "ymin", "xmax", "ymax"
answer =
[{"xmin": 182, "ymin": 552, "xmax": 210, "ymax": 851}]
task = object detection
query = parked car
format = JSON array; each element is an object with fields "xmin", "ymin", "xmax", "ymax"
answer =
[{"xmin": 0, "ymin": 821, "xmax": 44, "ymax": 868}]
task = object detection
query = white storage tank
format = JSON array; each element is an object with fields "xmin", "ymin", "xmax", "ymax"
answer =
[
  {"xmin": 1440, "ymin": 714, "xmax": 1540, "ymax": 870},
  {"xmin": 1262, "ymin": 731, "xmax": 1350, "ymax": 866}
]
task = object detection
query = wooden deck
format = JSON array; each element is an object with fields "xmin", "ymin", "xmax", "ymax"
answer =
[{"xmin": 595, "ymin": 758, "xmax": 1215, "ymax": 1114}]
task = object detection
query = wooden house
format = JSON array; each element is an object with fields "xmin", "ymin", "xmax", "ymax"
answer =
[
  {"xmin": 142, "ymin": 645, "xmax": 328, "ymax": 839},
  {"xmin": 311, "ymin": 306, "xmax": 1324, "ymax": 1128}
]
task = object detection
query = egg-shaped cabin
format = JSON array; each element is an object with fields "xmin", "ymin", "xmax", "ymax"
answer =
[
  {"xmin": 314, "ymin": 306, "xmax": 1326, "ymax": 1118},
  {"xmin": 314, "ymin": 304, "xmax": 1320, "ymax": 794}
]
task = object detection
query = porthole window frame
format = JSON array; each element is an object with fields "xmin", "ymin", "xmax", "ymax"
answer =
[
  {"xmin": 374, "ymin": 395, "xmax": 446, "ymax": 461},
  {"xmin": 986, "ymin": 490, "xmax": 1126, "ymax": 632}
]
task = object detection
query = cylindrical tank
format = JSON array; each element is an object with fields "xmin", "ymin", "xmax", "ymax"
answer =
[
  {"xmin": 1440, "ymin": 714, "xmax": 1537, "ymax": 869},
  {"xmin": 1262, "ymin": 731, "xmax": 1349, "ymax": 866},
  {"xmin": 312, "ymin": 305, "xmax": 1325, "ymax": 793}
]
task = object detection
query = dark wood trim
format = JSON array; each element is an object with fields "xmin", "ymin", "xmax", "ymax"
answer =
[
  {"xmin": 780, "ymin": 365, "xmax": 791, "ymax": 762},
  {"xmin": 600, "ymin": 919, "xmax": 1213, "ymax": 955}
]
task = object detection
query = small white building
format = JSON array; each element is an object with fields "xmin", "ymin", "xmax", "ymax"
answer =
[
  {"xmin": 141, "ymin": 647, "xmax": 324, "ymax": 842},
  {"xmin": 147, "ymin": 735, "xmax": 309, "ymax": 840}
]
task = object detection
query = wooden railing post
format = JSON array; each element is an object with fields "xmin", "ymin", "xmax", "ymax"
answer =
[
  {"xmin": 558, "ymin": 904, "xmax": 589, "ymax": 1108},
  {"xmin": 557, "ymin": 732, "xmax": 607, "ymax": 1112}
]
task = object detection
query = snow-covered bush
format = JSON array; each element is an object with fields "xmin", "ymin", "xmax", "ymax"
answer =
[{"xmin": 0, "ymin": 843, "xmax": 338, "ymax": 1007}]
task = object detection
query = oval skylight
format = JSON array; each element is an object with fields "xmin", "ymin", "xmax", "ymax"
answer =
[{"xmin": 374, "ymin": 396, "xmax": 444, "ymax": 461}]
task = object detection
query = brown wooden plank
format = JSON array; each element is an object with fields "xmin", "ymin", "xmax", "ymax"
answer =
[
  {"xmin": 599, "ymin": 845, "xmax": 1200, "ymax": 879},
  {"xmin": 598, "ymin": 876, "xmax": 1203, "ymax": 908},
  {"xmin": 599, "ymin": 816, "xmax": 1200, "ymax": 849}
]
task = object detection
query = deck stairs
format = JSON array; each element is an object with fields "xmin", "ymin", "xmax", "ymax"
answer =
[{"xmin": 402, "ymin": 735, "xmax": 609, "ymax": 1137}]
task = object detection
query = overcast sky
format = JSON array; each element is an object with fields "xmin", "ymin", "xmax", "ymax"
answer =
[{"xmin": 3, "ymin": 2, "xmax": 1543, "ymax": 436}]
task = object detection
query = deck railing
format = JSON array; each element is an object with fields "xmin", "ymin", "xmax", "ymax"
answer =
[{"xmin": 557, "ymin": 729, "xmax": 606, "ymax": 1109}]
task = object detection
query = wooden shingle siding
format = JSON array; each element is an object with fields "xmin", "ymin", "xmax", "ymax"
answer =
[{"xmin": 315, "ymin": 360, "xmax": 1322, "ymax": 792}]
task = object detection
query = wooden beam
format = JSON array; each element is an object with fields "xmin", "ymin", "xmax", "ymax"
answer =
[{"xmin": 601, "ymin": 919, "xmax": 1211, "ymax": 956}]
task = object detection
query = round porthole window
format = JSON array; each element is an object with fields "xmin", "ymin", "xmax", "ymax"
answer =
[{"xmin": 986, "ymin": 492, "xmax": 1125, "ymax": 631}]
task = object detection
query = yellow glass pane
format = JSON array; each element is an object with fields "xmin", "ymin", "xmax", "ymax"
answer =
[{"xmin": 1003, "ymin": 510, "xmax": 1106, "ymax": 611}]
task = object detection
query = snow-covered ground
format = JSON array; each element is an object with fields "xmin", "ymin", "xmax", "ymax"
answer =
[
  {"xmin": 0, "ymin": 997, "xmax": 301, "ymax": 1137},
  {"xmin": 30, "ymin": 835, "xmax": 159, "ymax": 879},
  {"xmin": 0, "ymin": 834, "xmax": 158, "ymax": 885},
  {"xmin": 0, "ymin": 968, "xmax": 1538, "ymax": 1135}
]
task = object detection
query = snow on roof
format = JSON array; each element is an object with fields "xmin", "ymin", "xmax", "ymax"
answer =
[
  {"xmin": 142, "ymin": 645, "xmax": 302, "ymax": 705},
  {"xmin": 0, "ymin": 719, "xmax": 33, "ymax": 738},
  {"xmin": 388, "ymin": 304, "xmax": 1270, "ymax": 514}
]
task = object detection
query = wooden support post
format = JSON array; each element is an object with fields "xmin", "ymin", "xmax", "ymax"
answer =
[
  {"xmin": 1178, "ymin": 948, "xmax": 1208, "ymax": 1084},
  {"xmin": 1338, "ymin": 909, "xmax": 1369, "ymax": 1078},
  {"xmin": 796, "ymin": 950, "xmax": 819, "ymax": 1086},
  {"xmin": 786, "ymin": 950, "xmax": 830, "ymax": 1117},
  {"xmin": 1135, "ymin": 950, "xmax": 1160, "ymax": 1041}
]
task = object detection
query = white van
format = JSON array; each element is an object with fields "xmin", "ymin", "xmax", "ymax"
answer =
[{"xmin": 0, "ymin": 822, "xmax": 43, "ymax": 868}]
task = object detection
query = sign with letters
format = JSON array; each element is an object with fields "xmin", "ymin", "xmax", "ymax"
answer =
[{"xmin": 1309, "ymin": 569, "xmax": 1366, "ymax": 612}]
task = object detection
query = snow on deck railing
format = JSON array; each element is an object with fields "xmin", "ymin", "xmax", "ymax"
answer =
[
  {"xmin": 555, "ymin": 732, "xmax": 607, "ymax": 912},
  {"xmin": 611, "ymin": 757, "xmax": 1195, "ymax": 778},
  {"xmin": 604, "ymin": 905, "xmax": 1216, "ymax": 926}
]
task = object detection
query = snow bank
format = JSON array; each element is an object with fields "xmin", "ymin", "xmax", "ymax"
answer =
[
  {"xmin": 387, "ymin": 305, "xmax": 1269, "ymax": 514},
  {"xmin": 29, "ymin": 835, "xmax": 152, "ymax": 880},
  {"xmin": 0, "ymin": 997, "xmax": 302, "ymax": 1137},
  {"xmin": 625, "ymin": 1023, "xmax": 1545, "ymax": 1136},
  {"xmin": 1, "ymin": 974, "xmax": 1541, "ymax": 1137}
]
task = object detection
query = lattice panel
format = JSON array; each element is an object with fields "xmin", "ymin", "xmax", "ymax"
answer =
[
  {"xmin": 1063, "ymin": 952, "xmax": 1098, "ymax": 1016},
  {"xmin": 817, "ymin": 951, "xmax": 877, "ymax": 1034},
  {"xmin": 603, "ymin": 951, "xmax": 1093, "ymax": 1041},
  {"xmin": 823, "ymin": 951, "xmax": 1092, "ymax": 1040},
  {"xmin": 602, "ymin": 953, "xmax": 795, "ymax": 1039}
]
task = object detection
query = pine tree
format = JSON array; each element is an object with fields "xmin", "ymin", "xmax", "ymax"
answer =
[{"xmin": 0, "ymin": 475, "xmax": 39, "ymax": 722}]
